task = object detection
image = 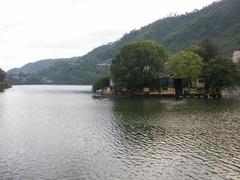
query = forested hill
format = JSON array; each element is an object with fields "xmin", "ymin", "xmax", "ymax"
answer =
[
  {"xmin": 7, "ymin": 58, "xmax": 73, "ymax": 75},
  {"xmin": 7, "ymin": 0, "xmax": 240, "ymax": 85}
]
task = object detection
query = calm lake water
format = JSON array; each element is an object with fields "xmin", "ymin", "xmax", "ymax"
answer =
[{"xmin": 0, "ymin": 85, "xmax": 239, "ymax": 180}]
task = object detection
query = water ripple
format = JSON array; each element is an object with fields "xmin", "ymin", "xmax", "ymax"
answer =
[{"xmin": 0, "ymin": 86, "xmax": 239, "ymax": 179}]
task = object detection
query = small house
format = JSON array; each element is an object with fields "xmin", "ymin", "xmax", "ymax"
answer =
[
  {"xmin": 191, "ymin": 78, "xmax": 205, "ymax": 89},
  {"xmin": 232, "ymin": 49, "xmax": 240, "ymax": 63},
  {"xmin": 143, "ymin": 87, "xmax": 150, "ymax": 93}
]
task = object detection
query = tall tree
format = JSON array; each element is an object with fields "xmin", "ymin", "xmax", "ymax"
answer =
[
  {"xmin": 203, "ymin": 56, "xmax": 240, "ymax": 90},
  {"xmin": 111, "ymin": 40, "xmax": 167, "ymax": 90},
  {"xmin": 191, "ymin": 39, "xmax": 219, "ymax": 62},
  {"xmin": 167, "ymin": 51, "xmax": 204, "ymax": 79}
]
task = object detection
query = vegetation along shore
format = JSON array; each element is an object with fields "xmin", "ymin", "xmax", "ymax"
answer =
[
  {"xmin": 0, "ymin": 68, "xmax": 11, "ymax": 91},
  {"xmin": 93, "ymin": 39, "xmax": 240, "ymax": 99}
]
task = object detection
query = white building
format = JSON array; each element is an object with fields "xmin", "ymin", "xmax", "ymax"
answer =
[{"xmin": 232, "ymin": 50, "xmax": 240, "ymax": 63}]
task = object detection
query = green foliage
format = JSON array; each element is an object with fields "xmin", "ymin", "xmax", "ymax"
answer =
[
  {"xmin": 203, "ymin": 56, "xmax": 240, "ymax": 89},
  {"xmin": 92, "ymin": 75, "xmax": 110, "ymax": 92},
  {"xmin": 111, "ymin": 40, "xmax": 167, "ymax": 90},
  {"xmin": 189, "ymin": 39, "xmax": 219, "ymax": 62},
  {"xmin": 0, "ymin": 68, "xmax": 6, "ymax": 82},
  {"xmin": 167, "ymin": 51, "xmax": 204, "ymax": 79},
  {"xmin": 0, "ymin": 68, "xmax": 10, "ymax": 91}
]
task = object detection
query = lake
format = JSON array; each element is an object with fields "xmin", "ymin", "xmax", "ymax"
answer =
[{"xmin": 0, "ymin": 85, "xmax": 239, "ymax": 179}]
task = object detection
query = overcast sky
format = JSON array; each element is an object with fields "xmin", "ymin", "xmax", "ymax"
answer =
[{"xmin": 0, "ymin": 0, "xmax": 217, "ymax": 71}]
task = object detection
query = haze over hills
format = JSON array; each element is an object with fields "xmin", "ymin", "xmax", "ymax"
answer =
[{"xmin": 7, "ymin": 0, "xmax": 240, "ymax": 85}]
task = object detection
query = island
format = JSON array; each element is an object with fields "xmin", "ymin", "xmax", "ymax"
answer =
[{"xmin": 93, "ymin": 40, "xmax": 240, "ymax": 99}]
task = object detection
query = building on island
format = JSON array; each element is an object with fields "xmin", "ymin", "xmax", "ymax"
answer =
[
  {"xmin": 232, "ymin": 49, "xmax": 240, "ymax": 63},
  {"xmin": 191, "ymin": 78, "xmax": 205, "ymax": 89}
]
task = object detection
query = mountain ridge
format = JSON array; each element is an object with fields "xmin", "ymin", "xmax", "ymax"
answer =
[{"xmin": 8, "ymin": 0, "xmax": 240, "ymax": 85}]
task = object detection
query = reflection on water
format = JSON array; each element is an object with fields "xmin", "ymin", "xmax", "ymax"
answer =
[
  {"xmin": 112, "ymin": 98, "xmax": 240, "ymax": 179},
  {"xmin": 0, "ymin": 86, "xmax": 239, "ymax": 179}
]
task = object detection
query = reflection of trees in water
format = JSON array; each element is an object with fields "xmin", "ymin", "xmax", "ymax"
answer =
[
  {"xmin": 110, "ymin": 98, "xmax": 240, "ymax": 178},
  {"xmin": 111, "ymin": 98, "xmax": 168, "ymax": 151},
  {"xmin": 170, "ymin": 98, "xmax": 240, "ymax": 114},
  {"xmin": 110, "ymin": 98, "xmax": 240, "ymax": 152},
  {"xmin": 112, "ymin": 97, "xmax": 172, "ymax": 115}
]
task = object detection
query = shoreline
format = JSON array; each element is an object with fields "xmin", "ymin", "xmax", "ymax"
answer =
[{"xmin": 93, "ymin": 92, "xmax": 222, "ymax": 99}]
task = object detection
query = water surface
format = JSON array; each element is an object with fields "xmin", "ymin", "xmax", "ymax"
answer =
[{"xmin": 0, "ymin": 86, "xmax": 239, "ymax": 179}]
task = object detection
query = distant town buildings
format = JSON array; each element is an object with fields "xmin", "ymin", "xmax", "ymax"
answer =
[{"xmin": 232, "ymin": 49, "xmax": 240, "ymax": 63}]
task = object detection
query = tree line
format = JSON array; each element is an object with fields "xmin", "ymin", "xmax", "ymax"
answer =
[{"xmin": 93, "ymin": 39, "xmax": 240, "ymax": 93}]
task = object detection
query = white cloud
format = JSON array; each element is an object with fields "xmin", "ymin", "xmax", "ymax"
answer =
[{"xmin": 0, "ymin": 0, "xmax": 217, "ymax": 70}]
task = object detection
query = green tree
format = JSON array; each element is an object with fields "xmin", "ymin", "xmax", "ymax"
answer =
[
  {"xmin": 92, "ymin": 75, "xmax": 110, "ymax": 92},
  {"xmin": 111, "ymin": 40, "xmax": 167, "ymax": 90},
  {"xmin": 0, "ymin": 68, "xmax": 5, "ymax": 82},
  {"xmin": 203, "ymin": 56, "xmax": 240, "ymax": 90},
  {"xmin": 167, "ymin": 51, "xmax": 204, "ymax": 79},
  {"xmin": 190, "ymin": 39, "xmax": 219, "ymax": 62}
]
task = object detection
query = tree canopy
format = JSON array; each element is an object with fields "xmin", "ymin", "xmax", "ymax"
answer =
[
  {"xmin": 203, "ymin": 56, "xmax": 240, "ymax": 89},
  {"xmin": 167, "ymin": 51, "xmax": 204, "ymax": 79},
  {"xmin": 111, "ymin": 40, "xmax": 167, "ymax": 90},
  {"xmin": 196, "ymin": 39, "xmax": 219, "ymax": 62}
]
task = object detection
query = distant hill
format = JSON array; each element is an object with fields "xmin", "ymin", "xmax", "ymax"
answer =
[
  {"xmin": 7, "ymin": 0, "xmax": 240, "ymax": 85},
  {"xmin": 8, "ymin": 58, "xmax": 71, "ymax": 75}
]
